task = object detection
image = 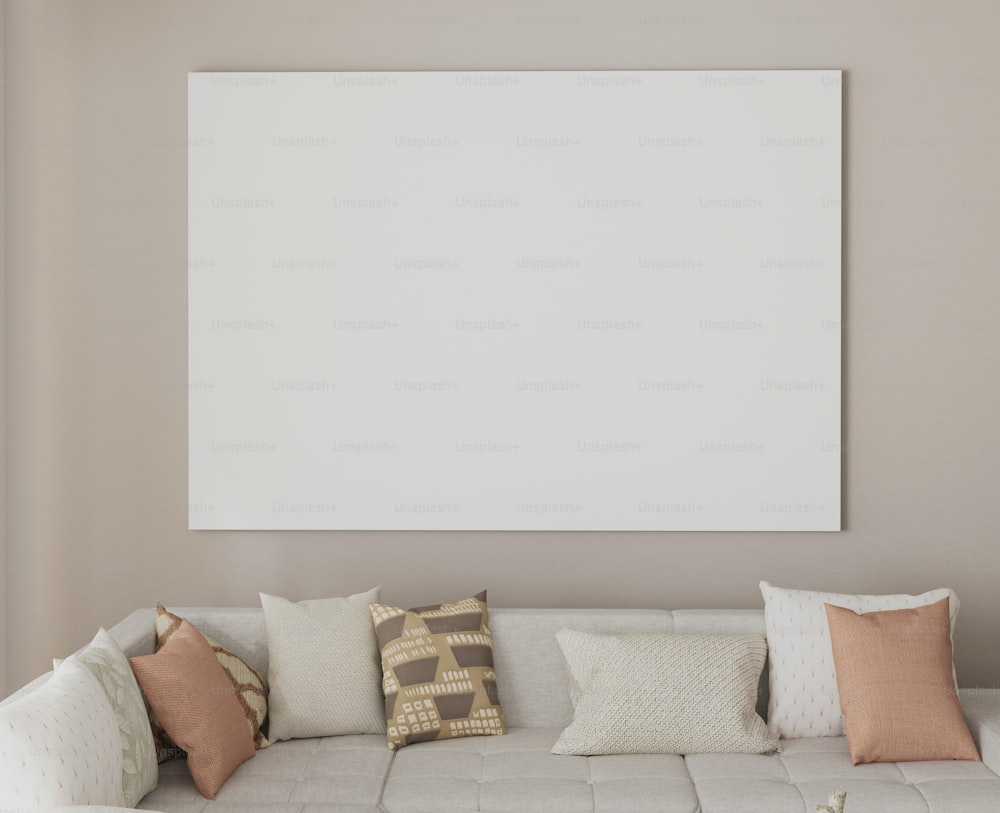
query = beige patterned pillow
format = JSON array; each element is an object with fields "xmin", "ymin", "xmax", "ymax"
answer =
[
  {"xmin": 552, "ymin": 630, "xmax": 778, "ymax": 755},
  {"xmin": 371, "ymin": 591, "xmax": 506, "ymax": 750},
  {"xmin": 150, "ymin": 604, "xmax": 269, "ymax": 760}
]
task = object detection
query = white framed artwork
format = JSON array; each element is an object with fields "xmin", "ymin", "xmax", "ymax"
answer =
[{"xmin": 189, "ymin": 70, "xmax": 841, "ymax": 531}]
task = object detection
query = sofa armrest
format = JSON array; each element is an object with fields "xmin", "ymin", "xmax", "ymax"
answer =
[
  {"xmin": 2, "ymin": 608, "xmax": 155, "ymax": 706},
  {"xmin": 108, "ymin": 607, "xmax": 157, "ymax": 659},
  {"xmin": 961, "ymin": 688, "xmax": 1000, "ymax": 775}
]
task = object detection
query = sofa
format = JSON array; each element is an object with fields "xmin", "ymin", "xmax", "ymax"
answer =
[{"xmin": 6, "ymin": 604, "xmax": 1000, "ymax": 813}]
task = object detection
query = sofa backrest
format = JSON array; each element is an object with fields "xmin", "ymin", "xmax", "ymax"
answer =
[
  {"xmin": 493, "ymin": 609, "xmax": 768, "ymax": 727},
  {"xmin": 491, "ymin": 609, "xmax": 674, "ymax": 727},
  {"xmin": 118, "ymin": 606, "xmax": 768, "ymax": 729},
  {"xmin": 4, "ymin": 606, "xmax": 770, "ymax": 723}
]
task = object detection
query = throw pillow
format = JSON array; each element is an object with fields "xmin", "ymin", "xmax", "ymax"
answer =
[
  {"xmin": 825, "ymin": 598, "xmax": 979, "ymax": 763},
  {"xmin": 261, "ymin": 586, "xmax": 385, "ymax": 740},
  {"xmin": 130, "ymin": 620, "xmax": 255, "ymax": 799},
  {"xmin": 551, "ymin": 630, "xmax": 777, "ymax": 755},
  {"xmin": 155, "ymin": 604, "xmax": 269, "ymax": 751},
  {"xmin": 74, "ymin": 629, "xmax": 159, "ymax": 806},
  {"xmin": 759, "ymin": 580, "xmax": 959, "ymax": 738},
  {"xmin": 0, "ymin": 659, "xmax": 125, "ymax": 809},
  {"xmin": 371, "ymin": 591, "xmax": 506, "ymax": 750}
]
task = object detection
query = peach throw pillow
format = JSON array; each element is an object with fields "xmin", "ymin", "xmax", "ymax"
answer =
[
  {"xmin": 825, "ymin": 597, "xmax": 979, "ymax": 764},
  {"xmin": 131, "ymin": 619, "xmax": 255, "ymax": 798}
]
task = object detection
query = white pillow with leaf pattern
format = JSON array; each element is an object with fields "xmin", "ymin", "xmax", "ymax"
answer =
[{"xmin": 71, "ymin": 628, "xmax": 159, "ymax": 805}]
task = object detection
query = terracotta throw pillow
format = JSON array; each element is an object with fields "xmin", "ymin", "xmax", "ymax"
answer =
[
  {"xmin": 370, "ymin": 591, "xmax": 506, "ymax": 750},
  {"xmin": 131, "ymin": 620, "xmax": 256, "ymax": 799},
  {"xmin": 825, "ymin": 597, "xmax": 979, "ymax": 764},
  {"xmin": 153, "ymin": 604, "xmax": 269, "ymax": 754}
]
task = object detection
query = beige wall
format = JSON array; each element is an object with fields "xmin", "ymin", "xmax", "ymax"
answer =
[{"xmin": 5, "ymin": 0, "xmax": 1000, "ymax": 696}]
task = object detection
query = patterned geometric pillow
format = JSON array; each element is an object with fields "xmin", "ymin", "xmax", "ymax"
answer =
[
  {"xmin": 150, "ymin": 604, "xmax": 269, "ymax": 760},
  {"xmin": 370, "ymin": 591, "xmax": 506, "ymax": 750}
]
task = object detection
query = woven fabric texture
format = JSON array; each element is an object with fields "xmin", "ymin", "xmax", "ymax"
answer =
[
  {"xmin": 551, "ymin": 630, "xmax": 777, "ymax": 756},
  {"xmin": 261, "ymin": 587, "xmax": 386, "ymax": 740},
  {"xmin": 371, "ymin": 591, "xmax": 506, "ymax": 750},
  {"xmin": 760, "ymin": 580, "xmax": 959, "ymax": 739},
  {"xmin": 825, "ymin": 598, "xmax": 979, "ymax": 764},
  {"xmin": 155, "ymin": 604, "xmax": 270, "ymax": 752},
  {"xmin": 130, "ymin": 620, "xmax": 255, "ymax": 799}
]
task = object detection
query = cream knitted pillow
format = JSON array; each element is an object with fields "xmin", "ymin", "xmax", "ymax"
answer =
[
  {"xmin": 261, "ymin": 587, "xmax": 385, "ymax": 740},
  {"xmin": 552, "ymin": 630, "xmax": 777, "ymax": 756}
]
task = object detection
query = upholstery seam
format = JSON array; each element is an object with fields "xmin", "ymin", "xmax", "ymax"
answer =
[
  {"xmin": 588, "ymin": 754, "xmax": 595, "ymax": 812},
  {"xmin": 909, "ymin": 777, "xmax": 1000, "ymax": 783},
  {"xmin": 908, "ymin": 780, "xmax": 933, "ymax": 813},
  {"xmin": 776, "ymin": 752, "xmax": 793, "ymax": 784},
  {"xmin": 476, "ymin": 754, "xmax": 486, "ymax": 811},
  {"xmin": 888, "ymin": 759, "xmax": 908, "ymax": 784},
  {"xmin": 781, "ymin": 749, "xmax": 807, "ymax": 813},
  {"xmin": 375, "ymin": 747, "xmax": 395, "ymax": 813}
]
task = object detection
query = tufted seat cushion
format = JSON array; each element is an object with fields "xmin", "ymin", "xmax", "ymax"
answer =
[
  {"xmin": 137, "ymin": 735, "xmax": 390, "ymax": 813},
  {"xmin": 381, "ymin": 728, "xmax": 698, "ymax": 813},
  {"xmin": 685, "ymin": 736, "xmax": 1000, "ymax": 813},
  {"xmin": 134, "ymin": 727, "xmax": 1000, "ymax": 813}
]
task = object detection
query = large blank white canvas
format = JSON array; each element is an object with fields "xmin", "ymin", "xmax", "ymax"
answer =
[{"xmin": 189, "ymin": 70, "xmax": 841, "ymax": 531}]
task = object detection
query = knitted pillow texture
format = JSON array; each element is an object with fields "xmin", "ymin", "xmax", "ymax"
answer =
[
  {"xmin": 552, "ymin": 630, "xmax": 777, "ymax": 755},
  {"xmin": 760, "ymin": 581, "xmax": 959, "ymax": 738},
  {"xmin": 261, "ymin": 586, "xmax": 385, "ymax": 740},
  {"xmin": 131, "ymin": 620, "xmax": 255, "ymax": 799},
  {"xmin": 825, "ymin": 598, "xmax": 979, "ymax": 764},
  {"xmin": 371, "ymin": 591, "xmax": 506, "ymax": 750}
]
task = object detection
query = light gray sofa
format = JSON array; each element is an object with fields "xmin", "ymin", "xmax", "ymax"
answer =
[{"xmin": 10, "ymin": 606, "xmax": 1000, "ymax": 813}]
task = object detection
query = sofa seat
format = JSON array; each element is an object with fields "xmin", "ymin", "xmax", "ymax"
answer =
[
  {"xmin": 382, "ymin": 728, "xmax": 699, "ymax": 813},
  {"xmin": 686, "ymin": 736, "xmax": 1000, "ymax": 813},
  {"xmin": 138, "ymin": 728, "xmax": 700, "ymax": 813},
  {"xmin": 138, "ymin": 735, "xmax": 391, "ymax": 813},
  {"xmin": 135, "ymin": 729, "xmax": 1000, "ymax": 813}
]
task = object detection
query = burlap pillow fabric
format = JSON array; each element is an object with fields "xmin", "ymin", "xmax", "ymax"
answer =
[
  {"xmin": 552, "ymin": 630, "xmax": 778, "ymax": 755},
  {"xmin": 131, "ymin": 620, "xmax": 256, "ymax": 799},
  {"xmin": 154, "ymin": 604, "xmax": 269, "ymax": 753},
  {"xmin": 371, "ymin": 591, "xmax": 506, "ymax": 750},
  {"xmin": 825, "ymin": 598, "xmax": 979, "ymax": 764}
]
